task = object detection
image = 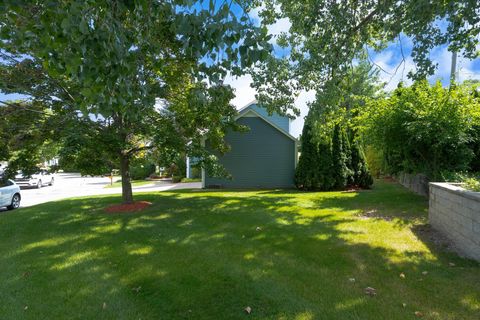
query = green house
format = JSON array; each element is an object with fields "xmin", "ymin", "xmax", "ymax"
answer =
[{"xmin": 191, "ymin": 101, "xmax": 298, "ymax": 189}]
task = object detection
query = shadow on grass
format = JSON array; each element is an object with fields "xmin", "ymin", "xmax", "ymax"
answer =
[{"xmin": 0, "ymin": 180, "xmax": 478, "ymax": 319}]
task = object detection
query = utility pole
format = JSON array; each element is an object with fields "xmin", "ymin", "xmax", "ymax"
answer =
[{"xmin": 450, "ymin": 51, "xmax": 457, "ymax": 86}]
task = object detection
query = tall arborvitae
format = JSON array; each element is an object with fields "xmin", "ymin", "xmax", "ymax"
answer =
[
  {"xmin": 343, "ymin": 128, "xmax": 355, "ymax": 186},
  {"xmin": 316, "ymin": 140, "xmax": 335, "ymax": 190},
  {"xmin": 295, "ymin": 116, "xmax": 320, "ymax": 190},
  {"xmin": 349, "ymin": 129, "xmax": 373, "ymax": 188},
  {"xmin": 331, "ymin": 125, "xmax": 349, "ymax": 189},
  {"xmin": 296, "ymin": 119, "xmax": 372, "ymax": 191}
]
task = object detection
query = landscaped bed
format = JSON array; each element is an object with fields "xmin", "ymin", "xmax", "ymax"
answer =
[{"xmin": 0, "ymin": 180, "xmax": 478, "ymax": 319}]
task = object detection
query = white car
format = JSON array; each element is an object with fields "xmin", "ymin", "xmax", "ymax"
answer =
[
  {"xmin": 0, "ymin": 179, "xmax": 21, "ymax": 210},
  {"xmin": 14, "ymin": 170, "xmax": 55, "ymax": 188}
]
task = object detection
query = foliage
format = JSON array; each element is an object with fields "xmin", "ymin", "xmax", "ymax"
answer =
[
  {"xmin": 463, "ymin": 177, "xmax": 480, "ymax": 192},
  {"xmin": 359, "ymin": 80, "xmax": 480, "ymax": 180},
  {"xmin": 296, "ymin": 117, "xmax": 372, "ymax": 190},
  {"xmin": 348, "ymin": 131, "xmax": 374, "ymax": 188},
  {"xmin": 295, "ymin": 114, "xmax": 331, "ymax": 190},
  {"xmin": 440, "ymin": 171, "xmax": 480, "ymax": 192},
  {"xmin": 363, "ymin": 145, "xmax": 384, "ymax": 179},
  {"xmin": 57, "ymin": 119, "xmax": 117, "ymax": 176},
  {"xmin": 0, "ymin": 101, "xmax": 61, "ymax": 178},
  {"xmin": 331, "ymin": 125, "xmax": 350, "ymax": 189},
  {"xmin": 130, "ymin": 157, "xmax": 156, "ymax": 181},
  {"xmin": 0, "ymin": 0, "xmax": 271, "ymax": 203},
  {"xmin": 172, "ymin": 175, "xmax": 183, "ymax": 183},
  {"xmin": 252, "ymin": 0, "xmax": 480, "ymax": 113},
  {"xmin": 296, "ymin": 63, "xmax": 376, "ymax": 191}
]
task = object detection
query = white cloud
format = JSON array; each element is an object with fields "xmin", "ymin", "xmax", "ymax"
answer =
[
  {"xmin": 224, "ymin": 74, "xmax": 257, "ymax": 108},
  {"xmin": 372, "ymin": 44, "xmax": 480, "ymax": 89},
  {"xmin": 371, "ymin": 49, "xmax": 415, "ymax": 91},
  {"xmin": 267, "ymin": 17, "xmax": 291, "ymax": 37},
  {"xmin": 457, "ymin": 53, "xmax": 480, "ymax": 83},
  {"xmin": 249, "ymin": 6, "xmax": 291, "ymax": 44},
  {"xmin": 290, "ymin": 90, "xmax": 315, "ymax": 137}
]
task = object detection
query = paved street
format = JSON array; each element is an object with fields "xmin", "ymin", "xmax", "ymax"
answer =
[{"xmin": 17, "ymin": 173, "xmax": 201, "ymax": 208}]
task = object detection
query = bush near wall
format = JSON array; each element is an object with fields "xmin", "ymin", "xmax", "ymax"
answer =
[{"xmin": 359, "ymin": 80, "xmax": 480, "ymax": 180}]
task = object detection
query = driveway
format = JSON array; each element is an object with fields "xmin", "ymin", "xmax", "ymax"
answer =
[{"xmin": 17, "ymin": 173, "xmax": 201, "ymax": 208}]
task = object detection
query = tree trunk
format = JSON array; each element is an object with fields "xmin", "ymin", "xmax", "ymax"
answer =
[{"xmin": 119, "ymin": 153, "xmax": 134, "ymax": 204}]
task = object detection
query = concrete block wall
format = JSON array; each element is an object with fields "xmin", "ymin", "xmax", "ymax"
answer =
[
  {"xmin": 429, "ymin": 183, "xmax": 480, "ymax": 261},
  {"xmin": 398, "ymin": 172, "xmax": 429, "ymax": 197}
]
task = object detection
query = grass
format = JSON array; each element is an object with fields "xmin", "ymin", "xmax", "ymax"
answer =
[
  {"xmin": 181, "ymin": 177, "xmax": 202, "ymax": 183},
  {"xmin": 104, "ymin": 179, "xmax": 152, "ymax": 189},
  {"xmin": 0, "ymin": 180, "xmax": 479, "ymax": 319}
]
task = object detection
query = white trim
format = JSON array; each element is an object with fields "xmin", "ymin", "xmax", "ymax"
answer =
[
  {"xmin": 237, "ymin": 99, "xmax": 258, "ymax": 113},
  {"xmin": 294, "ymin": 140, "xmax": 299, "ymax": 168},
  {"xmin": 236, "ymin": 108, "xmax": 298, "ymax": 142},
  {"xmin": 242, "ymin": 110, "xmax": 259, "ymax": 117},
  {"xmin": 201, "ymin": 138, "xmax": 206, "ymax": 188}
]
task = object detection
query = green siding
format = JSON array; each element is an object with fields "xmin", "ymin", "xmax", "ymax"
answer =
[
  {"xmin": 247, "ymin": 103, "xmax": 290, "ymax": 133},
  {"xmin": 205, "ymin": 117, "xmax": 296, "ymax": 188}
]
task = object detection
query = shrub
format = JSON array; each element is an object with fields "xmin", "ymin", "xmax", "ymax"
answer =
[
  {"xmin": 172, "ymin": 175, "xmax": 182, "ymax": 183},
  {"xmin": 331, "ymin": 125, "xmax": 350, "ymax": 189},
  {"xmin": 359, "ymin": 80, "xmax": 480, "ymax": 180},
  {"xmin": 130, "ymin": 158, "xmax": 156, "ymax": 180},
  {"xmin": 348, "ymin": 131, "xmax": 373, "ymax": 188},
  {"xmin": 295, "ymin": 118, "xmax": 323, "ymax": 190},
  {"xmin": 296, "ymin": 115, "xmax": 372, "ymax": 190},
  {"xmin": 464, "ymin": 178, "xmax": 480, "ymax": 192}
]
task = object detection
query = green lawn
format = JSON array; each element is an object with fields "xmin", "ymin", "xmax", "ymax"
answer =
[
  {"xmin": 1, "ymin": 180, "xmax": 479, "ymax": 319},
  {"xmin": 104, "ymin": 179, "xmax": 152, "ymax": 188}
]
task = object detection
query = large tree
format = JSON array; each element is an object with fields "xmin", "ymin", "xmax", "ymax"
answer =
[
  {"xmin": 0, "ymin": 1, "xmax": 271, "ymax": 203},
  {"xmin": 252, "ymin": 0, "xmax": 480, "ymax": 111}
]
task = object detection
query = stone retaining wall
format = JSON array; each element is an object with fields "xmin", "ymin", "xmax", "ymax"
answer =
[
  {"xmin": 398, "ymin": 172, "xmax": 430, "ymax": 197},
  {"xmin": 429, "ymin": 183, "xmax": 480, "ymax": 261}
]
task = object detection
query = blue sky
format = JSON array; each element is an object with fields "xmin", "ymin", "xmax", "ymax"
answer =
[{"xmin": 1, "ymin": 5, "xmax": 479, "ymax": 138}]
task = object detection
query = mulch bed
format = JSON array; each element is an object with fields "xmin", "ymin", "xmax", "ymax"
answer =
[{"xmin": 104, "ymin": 201, "xmax": 152, "ymax": 213}]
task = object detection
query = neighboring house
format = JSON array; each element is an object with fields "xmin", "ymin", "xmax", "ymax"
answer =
[{"xmin": 187, "ymin": 101, "xmax": 298, "ymax": 188}]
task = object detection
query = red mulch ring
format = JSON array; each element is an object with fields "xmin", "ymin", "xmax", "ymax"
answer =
[{"xmin": 104, "ymin": 201, "xmax": 152, "ymax": 213}]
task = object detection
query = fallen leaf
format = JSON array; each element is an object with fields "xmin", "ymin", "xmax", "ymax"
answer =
[
  {"xmin": 364, "ymin": 287, "xmax": 376, "ymax": 296},
  {"xmin": 414, "ymin": 311, "xmax": 424, "ymax": 317},
  {"xmin": 24, "ymin": 306, "xmax": 28, "ymax": 311},
  {"xmin": 402, "ymin": 303, "xmax": 407, "ymax": 308},
  {"xmin": 348, "ymin": 278, "xmax": 356, "ymax": 282},
  {"xmin": 244, "ymin": 306, "xmax": 252, "ymax": 314},
  {"xmin": 102, "ymin": 302, "xmax": 107, "ymax": 310},
  {"xmin": 399, "ymin": 272, "xmax": 406, "ymax": 279}
]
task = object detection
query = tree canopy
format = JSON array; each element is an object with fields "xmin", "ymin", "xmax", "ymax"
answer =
[
  {"xmin": 0, "ymin": 0, "xmax": 271, "ymax": 203},
  {"xmin": 252, "ymin": 0, "xmax": 480, "ymax": 111}
]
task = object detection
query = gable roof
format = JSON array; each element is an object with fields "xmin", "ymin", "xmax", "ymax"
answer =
[
  {"xmin": 236, "ymin": 107, "xmax": 298, "ymax": 142},
  {"xmin": 237, "ymin": 100, "xmax": 258, "ymax": 113}
]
